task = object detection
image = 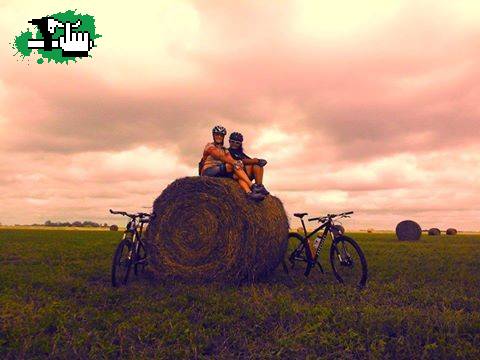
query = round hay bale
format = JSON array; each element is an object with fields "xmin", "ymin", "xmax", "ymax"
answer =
[
  {"xmin": 367, "ymin": 228, "xmax": 374, "ymax": 233},
  {"xmin": 446, "ymin": 228, "xmax": 457, "ymax": 235},
  {"xmin": 395, "ymin": 220, "xmax": 422, "ymax": 241},
  {"xmin": 144, "ymin": 176, "xmax": 289, "ymax": 284},
  {"xmin": 109, "ymin": 224, "xmax": 118, "ymax": 231},
  {"xmin": 428, "ymin": 228, "xmax": 441, "ymax": 236}
]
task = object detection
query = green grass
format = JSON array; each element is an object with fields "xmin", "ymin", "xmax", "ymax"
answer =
[{"xmin": 0, "ymin": 229, "xmax": 479, "ymax": 359}]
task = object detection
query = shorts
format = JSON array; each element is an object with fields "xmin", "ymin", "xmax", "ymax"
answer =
[{"xmin": 202, "ymin": 163, "xmax": 233, "ymax": 178}]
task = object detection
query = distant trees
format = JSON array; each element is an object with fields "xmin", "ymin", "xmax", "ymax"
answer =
[{"xmin": 43, "ymin": 220, "xmax": 106, "ymax": 228}]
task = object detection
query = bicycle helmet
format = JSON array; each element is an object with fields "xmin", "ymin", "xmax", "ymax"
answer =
[
  {"xmin": 229, "ymin": 132, "xmax": 243, "ymax": 142},
  {"xmin": 212, "ymin": 125, "xmax": 226, "ymax": 136}
]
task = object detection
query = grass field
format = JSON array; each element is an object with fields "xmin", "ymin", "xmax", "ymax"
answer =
[{"xmin": 1, "ymin": 229, "xmax": 479, "ymax": 359}]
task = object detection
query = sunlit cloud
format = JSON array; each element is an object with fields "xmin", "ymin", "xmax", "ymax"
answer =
[{"xmin": 0, "ymin": 0, "xmax": 479, "ymax": 229}]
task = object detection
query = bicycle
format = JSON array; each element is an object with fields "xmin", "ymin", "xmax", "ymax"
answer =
[
  {"xmin": 285, "ymin": 211, "xmax": 368, "ymax": 288},
  {"xmin": 109, "ymin": 209, "xmax": 155, "ymax": 287}
]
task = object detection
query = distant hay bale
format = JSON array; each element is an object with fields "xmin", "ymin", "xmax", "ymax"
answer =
[
  {"xmin": 396, "ymin": 220, "xmax": 422, "ymax": 241},
  {"xmin": 109, "ymin": 224, "xmax": 118, "ymax": 231},
  {"xmin": 143, "ymin": 176, "xmax": 289, "ymax": 284},
  {"xmin": 446, "ymin": 228, "xmax": 457, "ymax": 235},
  {"xmin": 367, "ymin": 228, "xmax": 374, "ymax": 233},
  {"xmin": 428, "ymin": 228, "xmax": 441, "ymax": 236}
]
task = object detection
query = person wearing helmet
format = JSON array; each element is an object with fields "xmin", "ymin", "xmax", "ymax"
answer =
[
  {"xmin": 228, "ymin": 131, "xmax": 269, "ymax": 196},
  {"xmin": 200, "ymin": 126, "xmax": 265, "ymax": 201}
]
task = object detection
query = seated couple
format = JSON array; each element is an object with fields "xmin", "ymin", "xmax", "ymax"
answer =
[{"xmin": 199, "ymin": 125, "xmax": 269, "ymax": 201}]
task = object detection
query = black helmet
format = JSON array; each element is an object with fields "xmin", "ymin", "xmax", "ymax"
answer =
[
  {"xmin": 229, "ymin": 132, "xmax": 243, "ymax": 142},
  {"xmin": 212, "ymin": 125, "xmax": 226, "ymax": 136}
]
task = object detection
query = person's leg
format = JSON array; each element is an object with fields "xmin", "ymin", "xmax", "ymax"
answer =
[
  {"xmin": 225, "ymin": 163, "xmax": 254, "ymax": 192},
  {"xmin": 237, "ymin": 178, "xmax": 251, "ymax": 192},
  {"xmin": 245, "ymin": 165, "xmax": 254, "ymax": 180},
  {"xmin": 250, "ymin": 165, "xmax": 269, "ymax": 195},
  {"xmin": 225, "ymin": 163, "xmax": 252, "ymax": 186},
  {"xmin": 234, "ymin": 168, "xmax": 253, "ymax": 188},
  {"xmin": 253, "ymin": 165, "xmax": 264, "ymax": 184}
]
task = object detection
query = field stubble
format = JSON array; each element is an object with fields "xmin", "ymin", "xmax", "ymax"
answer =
[{"xmin": 0, "ymin": 229, "xmax": 479, "ymax": 359}]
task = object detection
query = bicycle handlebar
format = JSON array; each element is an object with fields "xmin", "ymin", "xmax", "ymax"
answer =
[
  {"xmin": 109, "ymin": 209, "xmax": 154, "ymax": 219},
  {"xmin": 308, "ymin": 211, "xmax": 354, "ymax": 222}
]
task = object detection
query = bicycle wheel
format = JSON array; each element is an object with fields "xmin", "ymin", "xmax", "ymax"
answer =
[
  {"xmin": 111, "ymin": 239, "xmax": 133, "ymax": 287},
  {"xmin": 330, "ymin": 235, "xmax": 368, "ymax": 288},
  {"xmin": 285, "ymin": 232, "xmax": 307, "ymax": 269},
  {"xmin": 134, "ymin": 241, "xmax": 147, "ymax": 276}
]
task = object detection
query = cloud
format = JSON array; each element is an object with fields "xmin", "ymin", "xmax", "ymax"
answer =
[{"xmin": 0, "ymin": 0, "xmax": 479, "ymax": 228}]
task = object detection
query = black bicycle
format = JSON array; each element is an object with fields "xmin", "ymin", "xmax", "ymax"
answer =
[
  {"xmin": 286, "ymin": 211, "xmax": 368, "ymax": 288},
  {"xmin": 109, "ymin": 209, "xmax": 154, "ymax": 287}
]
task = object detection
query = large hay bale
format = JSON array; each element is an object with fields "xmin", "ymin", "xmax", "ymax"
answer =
[
  {"xmin": 143, "ymin": 176, "xmax": 289, "ymax": 284},
  {"xmin": 109, "ymin": 224, "xmax": 118, "ymax": 231},
  {"xmin": 428, "ymin": 228, "xmax": 441, "ymax": 236},
  {"xmin": 446, "ymin": 228, "xmax": 457, "ymax": 235},
  {"xmin": 396, "ymin": 220, "xmax": 422, "ymax": 241}
]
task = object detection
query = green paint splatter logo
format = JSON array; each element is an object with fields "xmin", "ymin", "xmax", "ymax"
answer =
[{"xmin": 11, "ymin": 9, "xmax": 101, "ymax": 65}]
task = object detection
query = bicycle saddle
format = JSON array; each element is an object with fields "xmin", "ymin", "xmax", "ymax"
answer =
[{"xmin": 293, "ymin": 213, "xmax": 308, "ymax": 218}]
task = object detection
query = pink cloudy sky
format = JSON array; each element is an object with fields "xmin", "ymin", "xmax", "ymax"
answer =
[{"xmin": 1, "ymin": 0, "xmax": 479, "ymax": 230}]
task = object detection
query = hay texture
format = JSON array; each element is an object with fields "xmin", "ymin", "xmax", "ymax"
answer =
[
  {"xmin": 428, "ymin": 228, "xmax": 441, "ymax": 236},
  {"xmin": 396, "ymin": 220, "xmax": 422, "ymax": 241},
  {"xmin": 143, "ymin": 176, "xmax": 289, "ymax": 284},
  {"xmin": 446, "ymin": 228, "xmax": 457, "ymax": 235}
]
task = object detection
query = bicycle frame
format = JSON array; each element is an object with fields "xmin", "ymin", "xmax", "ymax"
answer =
[
  {"xmin": 124, "ymin": 217, "xmax": 149, "ymax": 256},
  {"xmin": 298, "ymin": 218, "xmax": 337, "ymax": 260},
  {"xmin": 110, "ymin": 208, "xmax": 153, "ymax": 286}
]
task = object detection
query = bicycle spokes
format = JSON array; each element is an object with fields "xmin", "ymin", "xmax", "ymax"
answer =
[
  {"xmin": 337, "ymin": 241, "xmax": 353, "ymax": 266},
  {"xmin": 332, "ymin": 241, "xmax": 361, "ymax": 284}
]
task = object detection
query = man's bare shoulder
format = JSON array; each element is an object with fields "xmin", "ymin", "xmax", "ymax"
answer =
[{"xmin": 204, "ymin": 142, "xmax": 215, "ymax": 151}]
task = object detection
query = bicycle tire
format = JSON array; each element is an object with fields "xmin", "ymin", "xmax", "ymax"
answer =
[
  {"xmin": 286, "ymin": 232, "xmax": 316, "ymax": 267},
  {"xmin": 111, "ymin": 239, "xmax": 133, "ymax": 287},
  {"xmin": 330, "ymin": 235, "xmax": 368, "ymax": 288},
  {"xmin": 286, "ymin": 232, "xmax": 304, "ymax": 265}
]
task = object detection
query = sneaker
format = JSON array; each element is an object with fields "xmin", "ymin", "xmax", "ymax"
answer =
[
  {"xmin": 246, "ymin": 191, "xmax": 265, "ymax": 201},
  {"xmin": 252, "ymin": 183, "xmax": 270, "ymax": 196}
]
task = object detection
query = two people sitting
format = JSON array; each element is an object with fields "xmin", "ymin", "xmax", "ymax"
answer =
[{"xmin": 199, "ymin": 125, "xmax": 269, "ymax": 201}]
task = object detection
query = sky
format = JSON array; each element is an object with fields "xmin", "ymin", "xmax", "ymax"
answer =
[{"xmin": 0, "ymin": 0, "xmax": 479, "ymax": 230}]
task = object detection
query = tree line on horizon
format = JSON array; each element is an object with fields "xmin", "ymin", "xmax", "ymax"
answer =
[{"xmin": 43, "ymin": 220, "xmax": 108, "ymax": 227}]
